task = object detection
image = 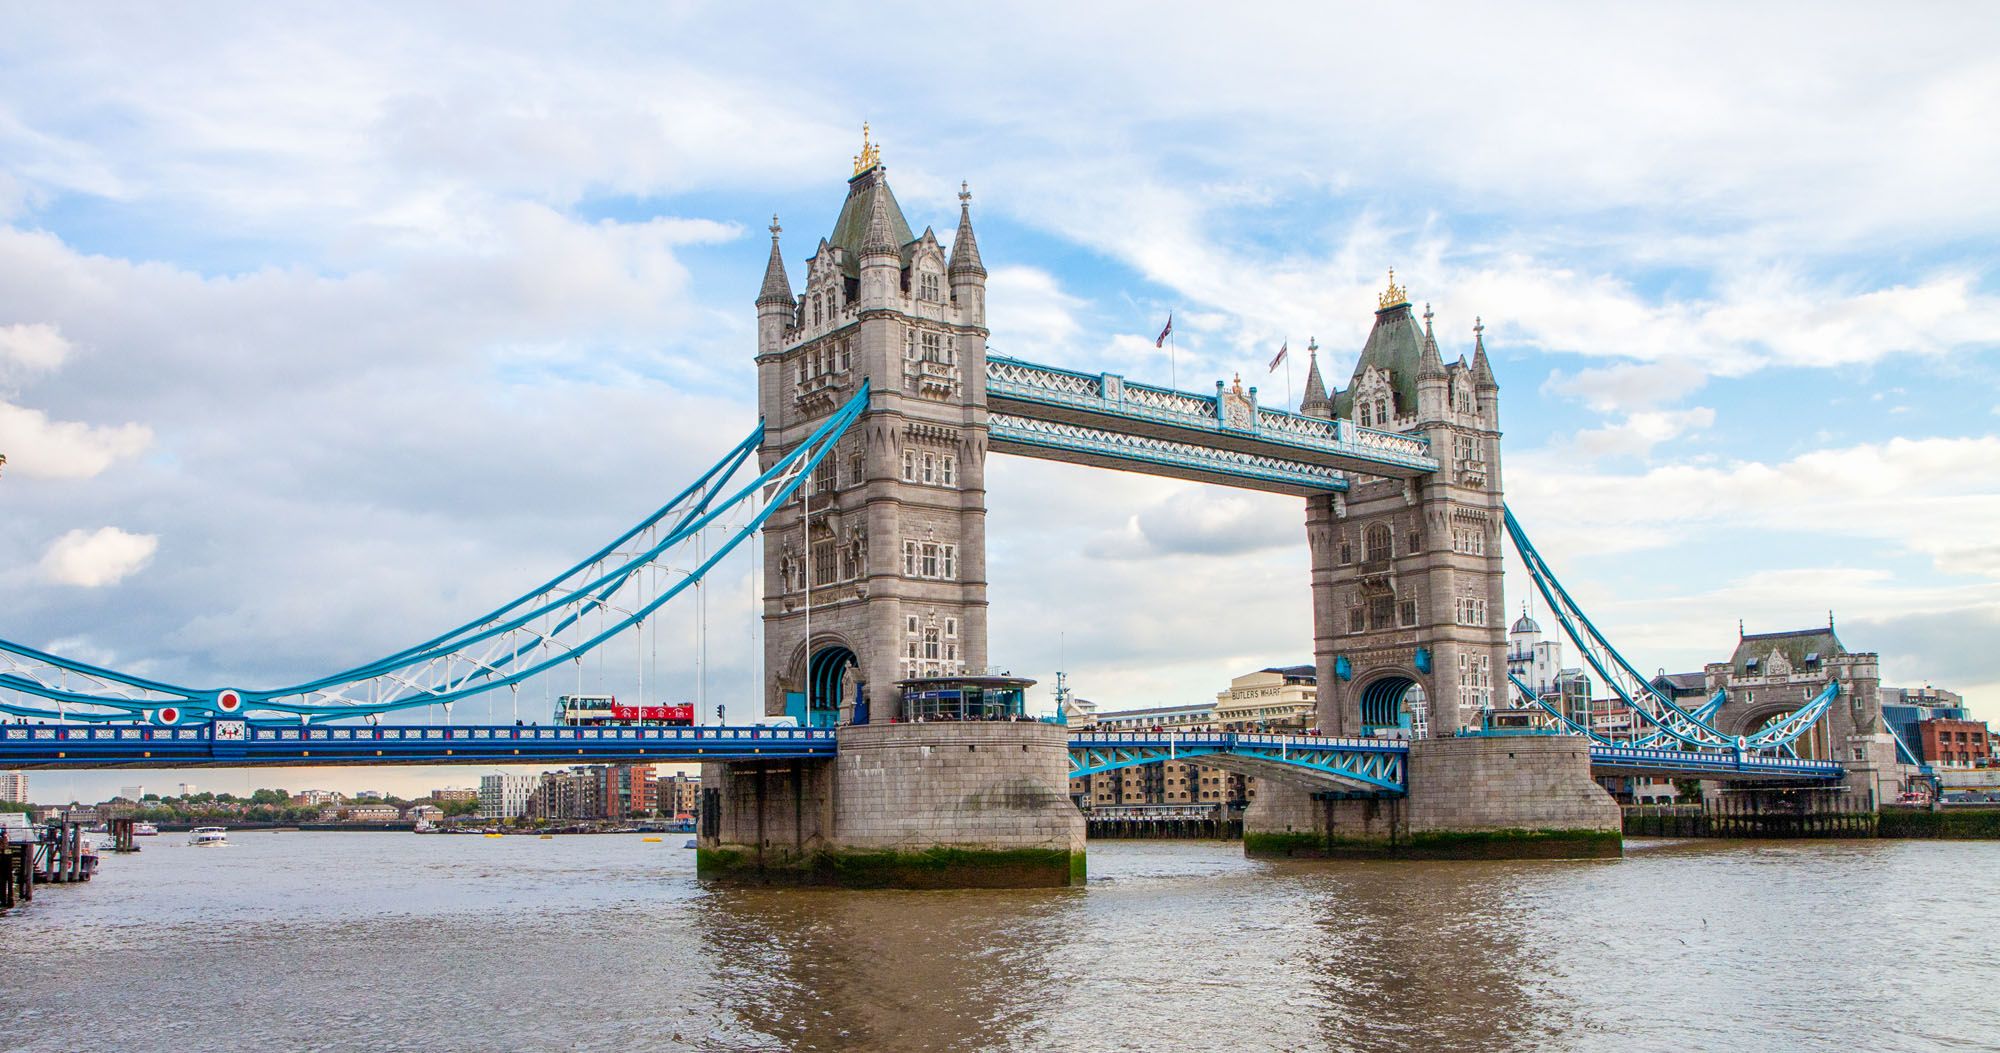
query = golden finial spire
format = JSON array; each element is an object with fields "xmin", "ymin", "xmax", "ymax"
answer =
[
  {"xmin": 852, "ymin": 122, "xmax": 881, "ymax": 176},
  {"xmin": 1377, "ymin": 267, "xmax": 1409, "ymax": 311}
]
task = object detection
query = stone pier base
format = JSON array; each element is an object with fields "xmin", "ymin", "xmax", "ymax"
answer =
[
  {"xmin": 697, "ymin": 721, "xmax": 1086, "ymax": 888},
  {"xmin": 1244, "ymin": 735, "xmax": 1623, "ymax": 860}
]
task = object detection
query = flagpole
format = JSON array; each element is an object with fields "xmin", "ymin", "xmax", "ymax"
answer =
[
  {"xmin": 1286, "ymin": 343, "xmax": 1294, "ymax": 411},
  {"xmin": 1169, "ymin": 307, "xmax": 1178, "ymax": 390}
]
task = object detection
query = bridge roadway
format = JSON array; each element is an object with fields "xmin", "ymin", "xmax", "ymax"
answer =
[
  {"xmin": 0, "ymin": 722, "xmax": 837, "ymax": 769},
  {"xmin": 1, "ymin": 722, "xmax": 1848, "ymax": 788}
]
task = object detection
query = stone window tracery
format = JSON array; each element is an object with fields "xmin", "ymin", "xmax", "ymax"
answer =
[{"xmin": 1365, "ymin": 523, "xmax": 1393, "ymax": 562}]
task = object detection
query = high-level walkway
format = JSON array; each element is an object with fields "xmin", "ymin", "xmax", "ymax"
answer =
[{"xmin": 986, "ymin": 355, "xmax": 1437, "ymax": 495}]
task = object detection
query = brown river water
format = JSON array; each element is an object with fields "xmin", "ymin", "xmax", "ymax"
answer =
[{"xmin": 1, "ymin": 833, "xmax": 1994, "ymax": 1052}]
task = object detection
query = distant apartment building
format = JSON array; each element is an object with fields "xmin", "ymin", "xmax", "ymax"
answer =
[
  {"xmin": 1213, "ymin": 666, "xmax": 1317, "ymax": 732},
  {"xmin": 405, "ymin": 804, "xmax": 444, "ymax": 822},
  {"xmin": 117, "ymin": 784, "xmax": 144, "ymax": 802},
  {"xmin": 528, "ymin": 767, "xmax": 607, "ymax": 820},
  {"xmin": 429, "ymin": 787, "xmax": 478, "ymax": 804},
  {"xmin": 1883, "ymin": 687, "xmax": 1972, "ymax": 761},
  {"xmin": 0, "ymin": 771, "xmax": 27, "ymax": 803},
  {"xmin": 657, "ymin": 772, "xmax": 701, "ymax": 817},
  {"xmin": 293, "ymin": 789, "xmax": 344, "ymax": 807},
  {"xmin": 1918, "ymin": 719, "xmax": 1993, "ymax": 768},
  {"xmin": 478, "ymin": 773, "xmax": 538, "ymax": 820},
  {"xmin": 599, "ymin": 765, "xmax": 656, "ymax": 820}
]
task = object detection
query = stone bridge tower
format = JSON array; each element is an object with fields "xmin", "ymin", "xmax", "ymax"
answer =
[
  {"xmin": 710, "ymin": 131, "xmax": 1085, "ymax": 888},
  {"xmin": 1706, "ymin": 622, "xmax": 1901, "ymax": 804},
  {"xmin": 755, "ymin": 129, "xmax": 992, "ymax": 726},
  {"xmin": 1248, "ymin": 276, "xmax": 1619, "ymax": 859},
  {"xmin": 1302, "ymin": 275, "xmax": 1506, "ymax": 740}
]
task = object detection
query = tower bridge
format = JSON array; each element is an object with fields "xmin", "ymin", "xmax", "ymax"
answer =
[{"xmin": 0, "ymin": 132, "xmax": 1909, "ymax": 886}]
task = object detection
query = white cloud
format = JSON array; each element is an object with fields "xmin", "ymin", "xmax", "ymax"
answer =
[
  {"xmin": 1564, "ymin": 406, "xmax": 1717, "ymax": 460},
  {"xmin": 1086, "ymin": 488, "xmax": 1300, "ymax": 560},
  {"xmin": 40, "ymin": 526, "xmax": 158, "ymax": 587},
  {"xmin": 1511, "ymin": 435, "xmax": 2000, "ymax": 576},
  {"xmin": 986, "ymin": 265, "xmax": 1085, "ymax": 359},
  {"xmin": 0, "ymin": 322, "xmax": 70, "ymax": 374},
  {"xmin": 0, "ymin": 401, "xmax": 151, "ymax": 478},
  {"xmin": 1542, "ymin": 360, "xmax": 1711, "ymax": 414}
]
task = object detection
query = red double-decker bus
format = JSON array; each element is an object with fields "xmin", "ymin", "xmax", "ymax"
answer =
[{"xmin": 555, "ymin": 694, "xmax": 695, "ymax": 727}]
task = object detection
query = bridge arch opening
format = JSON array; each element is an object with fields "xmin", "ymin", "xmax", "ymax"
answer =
[
  {"xmin": 1358, "ymin": 676, "xmax": 1425, "ymax": 735},
  {"xmin": 807, "ymin": 645, "xmax": 858, "ymax": 728},
  {"xmin": 1739, "ymin": 705, "xmax": 1824, "ymax": 760}
]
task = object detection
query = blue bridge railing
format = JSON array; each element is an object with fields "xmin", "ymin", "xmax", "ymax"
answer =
[
  {"xmin": 0, "ymin": 722, "xmax": 836, "ymax": 768},
  {"xmin": 1588, "ymin": 743, "xmax": 1845, "ymax": 781}
]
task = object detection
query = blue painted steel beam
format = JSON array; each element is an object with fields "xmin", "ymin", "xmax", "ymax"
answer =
[
  {"xmin": 992, "ymin": 413, "xmax": 1350, "ymax": 496},
  {"xmin": 1068, "ymin": 732, "xmax": 1409, "ymax": 794},
  {"xmin": 1066, "ymin": 731, "xmax": 1847, "ymax": 789},
  {"xmin": 1588, "ymin": 744, "xmax": 1844, "ymax": 782},
  {"xmin": 0, "ymin": 723, "xmax": 835, "ymax": 770}
]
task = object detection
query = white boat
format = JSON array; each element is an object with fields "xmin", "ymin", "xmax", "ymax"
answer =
[
  {"xmin": 133, "ymin": 822, "xmax": 160, "ymax": 837},
  {"xmin": 189, "ymin": 826, "xmax": 229, "ymax": 847}
]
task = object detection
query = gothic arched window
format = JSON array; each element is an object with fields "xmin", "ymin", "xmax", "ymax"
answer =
[{"xmin": 1365, "ymin": 523, "xmax": 1393, "ymax": 562}]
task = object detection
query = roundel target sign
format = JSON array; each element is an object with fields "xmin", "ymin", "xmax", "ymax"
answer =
[{"xmin": 216, "ymin": 689, "xmax": 243, "ymax": 714}]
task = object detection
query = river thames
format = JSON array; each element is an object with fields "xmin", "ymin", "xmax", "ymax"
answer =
[{"xmin": 1, "ymin": 833, "xmax": 1994, "ymax": 1052}]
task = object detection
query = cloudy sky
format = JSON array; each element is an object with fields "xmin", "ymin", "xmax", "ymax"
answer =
[{"xmin": 4, "ymin": 4, "xmax": 1996, "ymax": 801}]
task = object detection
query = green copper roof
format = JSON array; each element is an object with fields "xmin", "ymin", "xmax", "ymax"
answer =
[
  {"xmin": 826, "ymin": 168, "xmax": 915, "ymax": 276},
  {"xmin": 1334, "ymin": 303, "xmax": 1423, "ymax": 418}
]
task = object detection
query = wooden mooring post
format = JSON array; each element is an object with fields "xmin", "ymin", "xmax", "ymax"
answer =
[
  {"xmin": 111, "ymin": 817, "xmax": 138, "ymax": 853},
  {"xmin": 2, "ymin": 828, "xmax": 36, "ymax": 904}
]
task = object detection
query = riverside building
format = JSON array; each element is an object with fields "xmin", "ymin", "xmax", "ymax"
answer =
[{"xmin": 478, "ymin": 773, "xmax": 537, "ymax": 820}]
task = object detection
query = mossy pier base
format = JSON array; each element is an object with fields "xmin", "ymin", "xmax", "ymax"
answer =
[
  {"xmin": 696, "ymin": 845, "xmax": 1085, "ymax": 889},
  {"xmin": 1244, "ymin": 735, "xmax": 1624, "ymax": 861},
  {"xmin": 697, "ymin": 722, "xmax": 1087, "ymax": 889}
]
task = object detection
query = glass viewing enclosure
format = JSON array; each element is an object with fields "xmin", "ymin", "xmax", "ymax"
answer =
[{"xmin": 897, "ymin": 675, "xmax": 1036, "ymax": 722}]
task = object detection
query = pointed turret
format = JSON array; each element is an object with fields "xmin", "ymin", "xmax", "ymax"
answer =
[
  {"xmin": 1418, "ymin": 302, "xmax": 1447, "ymax": 380},
  {"xmin": 757, "ymin": 215, "xmax": 793, "ymax": 307},
  {"xmin": 949, "ymin": 182, "xmax": 988, "ymax": 326},
  {"xmin": 1299, "ymin": 338, "xmax": 1332, "ymax": 419},
  {"xmin": 861, "ymin": 185, "xmax": 900, "ymax": 258},
  {"xmin": 1416, "ymin": 302, "xmax": 1449, "ymax": 422},
  {"xmin": 856, "ymin": 161, "xmax": 903, "ymax": 305},
  {"xmin": 1471, "ymin": 316, "xmax": 1497, "ymax": 390},
  {"xmin": 756, "ymin": 215, "xmax": 793, "ymax": 359},
  {"xmin": 949, "ymin": 182, "xmax": 986, "ymax": 278}
]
